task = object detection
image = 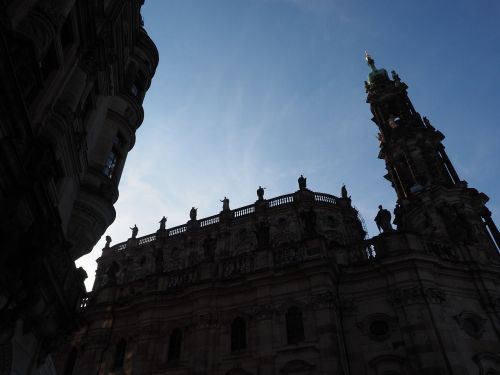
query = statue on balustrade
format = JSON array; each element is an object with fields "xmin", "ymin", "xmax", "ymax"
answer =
[
  {"xmin": 298, "ymin": 175, "xmax": 307, "ymax": 190},
  {"xmin": 221, "ymin": 197, "xmax": 230, "ymax": 211},
  {"xmin": 257, "ymin": 186, "xmax": 266, "ymax": 201},
  {"xmin": 130, "ymin": 224, "xmax": 138, "ymax": 239},
  {"xmin": 159, "ymin": 216, "xmax": 167, "ymax": 230},
  {"xmin": 374, "ymin": 205, "xmax": 393, "ymax": 233},
  {"xmin": 341, "ymin": 184, "xmax": 349, "ymax": 199},
  {"xmin": 190, "ymin": 207, "xmax": 197, "ymax": 221},
  {"xmin": 105, "ymin": 235, "xmax": 112, "ymax": 248}
]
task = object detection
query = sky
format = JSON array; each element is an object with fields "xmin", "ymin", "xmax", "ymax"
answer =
[{"xmin": 77, "ymin": 0, "xmax": 500, "ymax": 290}]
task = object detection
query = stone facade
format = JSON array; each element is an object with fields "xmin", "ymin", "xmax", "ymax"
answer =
[
  {"xmin": 0, "ymin": 0, "xmax": 158, "ymax": 373},
  {"xmin": 55, "ymin": 60, "xmax": 500, "ymax": 374}
]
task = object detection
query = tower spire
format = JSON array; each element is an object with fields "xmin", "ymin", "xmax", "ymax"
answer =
[
  {"xmin": 364, "ymin": 58, "xmax": 499, "ymax": 252},
  {"xmin": 364, "ymin": 57, "xmax": 460, "ymax": 199},
  {"xmin": 365, "ymin": 51, "xmax": 377, "ymax": 72}
]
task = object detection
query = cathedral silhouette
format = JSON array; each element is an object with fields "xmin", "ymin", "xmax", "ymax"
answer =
[{"xmin": 55, "ymin": 56, "xmax": 500, "ymax": 374}]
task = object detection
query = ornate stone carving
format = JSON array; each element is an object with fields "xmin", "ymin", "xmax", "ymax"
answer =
[
  {"xmin": 246, "ymin": 304, "xmax": 277, "ymax": 320},
  {"xmin": 454, "ymin": 311, "xmax": 486, "ymax": 339},
  {"xmin": 191, "ymin": 312, "xmax": 219, "ymax": 329},
  {"xmin": 357, "ymin": 313, "xmax": 398, "ymax": 342},
  {"xmin": 388, "ymin": 286, "xmax": 446, "ymax": 307},
  {"xmin": 306, "ymin": 292, "xmax": 336, "ymax": 310}
]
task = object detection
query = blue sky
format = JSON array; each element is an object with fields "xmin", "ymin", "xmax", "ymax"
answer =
[{"xmin": 78, "ymin": 0, "xmax": 500, "ymax": 289}]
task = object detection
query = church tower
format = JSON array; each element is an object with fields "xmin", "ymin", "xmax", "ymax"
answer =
[{"xmin": 364, "ymin": 53, "xmax": 499, "ymax": 255}]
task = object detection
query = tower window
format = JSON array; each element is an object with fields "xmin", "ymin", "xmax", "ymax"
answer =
[
  {"xmin": 231, "ymin": 317, "xmax": 246, "ymax": 351},
  {"xmin": 103, "ymin": 149, "xmax": 118, "ymax": 178},
  {"xmin": 286, "ymin": 306, "xmax": 305, "ymax": 344},
  {"xmin": 168, "ymin": 328, "xmax": 182, "ymax": 362},
  {"xmin": 113, "ymin": 339, "xmax": 126, "ymax": 370}
]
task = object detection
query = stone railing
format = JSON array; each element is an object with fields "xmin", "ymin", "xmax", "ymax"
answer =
[
  {"xmin": 138, "ymin": 234, "xmax": 156, "ymax": 246},
  {"xmin": 169, "ymin": 225, "xmax": 187, "ymax": 237},
  {"xmin": 233, "ymin": 204, "xmax": 255, "ymax": 218},
  {"xmin": 200, "ymin": 214, "xmax": 220, "ymax": 227},
  {"xmin": 116, "ymin": 243, "xmax": 127, "ymax": 251},
  {"xmin": 108, "ymin": 190, "xmax": 341, "ymax": 252},
  {"xmin": 268, "ymin": 193, "xmax": 294, "ymax": 208},
  {"xmin": 314, "ymin": 193, "xmax": 337, "ymax": 205}
]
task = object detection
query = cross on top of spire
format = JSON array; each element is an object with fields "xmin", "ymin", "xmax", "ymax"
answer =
[{"xmin": 365, "ymin": 51, "xmax": 377, "ymax": 72}]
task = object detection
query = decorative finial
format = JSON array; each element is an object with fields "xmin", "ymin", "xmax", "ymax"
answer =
[{"xmin": 365, "ymin": 51, "xmax": 377, "ymax": 72}]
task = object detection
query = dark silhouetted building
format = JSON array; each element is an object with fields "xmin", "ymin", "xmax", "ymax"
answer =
[
  {"xmin": 0, "ymin": 0, "xmax": 158, "ymax": 373},
  {"xmin": 54, "ymin": 56, "xmax": 499, "ymax": 374}
]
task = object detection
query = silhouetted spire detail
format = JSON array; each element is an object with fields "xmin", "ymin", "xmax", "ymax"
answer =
[{"xmin": 364, "ymin": 55, "xmax": 461, "ymax": 199}]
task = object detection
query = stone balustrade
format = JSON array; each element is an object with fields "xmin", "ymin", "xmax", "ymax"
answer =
[{"xmin": 108, "ymin": 190, "xmax": 342, "ymax": 252}]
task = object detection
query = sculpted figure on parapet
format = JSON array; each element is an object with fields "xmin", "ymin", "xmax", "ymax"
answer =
[
  {"xmin": 130, "ymin": 224, "xmax": 138, "ymax": 238},
  {"xmin": 159, "ymin": 216, "xmax": 167, "ymax": 230},
  {"xmin": 298, "ymin": 174, "xmax": 307, "ymax": 190},
  {"xmin": 341, "ymin": 184, "xmax": 349, "ymax": 199},
  {"xmin": 190, "ymin": 207, "xmax": 197, "ymax": 221},
  {"xmin": 105, "ymin": 235, "xmax": 112, "ymax": 248},
  {"xmin": 257, "ymin": 186, "xmax": 265, "ymax": 201},
  {"xmin": 374, "ymin": 205, "xmax": 393, "ymax": 233},
  {"xmin": 221, "ymin": 197, "xmax": 230, "ymax": 211}
]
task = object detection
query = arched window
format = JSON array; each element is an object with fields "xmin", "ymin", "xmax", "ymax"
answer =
[
  {"xmin": 63, "ymin": 348, "xmax": 77, "ymax": 375},
  {"xmin": 286, "ymin": 306, "xmax": 305, "ymax": 344},
  {"xmin": 168, "ymin": 328, "xmax": 182, "ymax": 362},
  {"xmin": 231, "ymin": 317, "xmax": 246, "ymax": 351},
  {"xmin": 113, "ymin": 338, "xmax": 126, "ymax": 369}
]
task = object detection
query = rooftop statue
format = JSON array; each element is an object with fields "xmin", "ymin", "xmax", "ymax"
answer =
[
  {"xmin": 374, "ymin": 205, "xmax": 393, "ymax": 233},
  {"xmin": 257, "ymin": 186, "xmax": 266, "ymax": 201},
  {"xmin": 341, "ymin": 184, "xmax": 349, "ymax": 199},
  {"xmin": 298, "ymin": 175, "xmax": 307, "ymax": 191},
  {"xmin": 130, "ymin": 225, "xmax": 138, "ymax": 239},
  {"xmin": 391, "ymin": 70, "xmax": 401, "ymax": 85},
  {"xmin": 105, "ymin": 235, "xmax": 112, "ymax": 248},
  {"xmin": 221, "ymin": 197, "xmax": 230, "ymax": 211},
  {"xmin": 159, "ymin": 216, "xmax": 167, "ymax": 230},
  {"xmin": 190, "ymin": 207, "xmax": 197, "ymax": 221}
]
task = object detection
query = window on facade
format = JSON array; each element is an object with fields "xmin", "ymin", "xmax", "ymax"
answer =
[
  {"xmin": 103, "ymin": 149, "xmax": 118, "ymax": 179},
  {"xmin": 131, "ymin": 83, "xmax": 139, "ymax": 97},
  {"xmin": 131, "ymin": 71, "xmax": 146, "ymax": 98},
  {"xmin": 113, "ymin": 339, "xmax": 126, "ymax": 369},
  {"xmin": 168, "ymin": 328, "xmax": 182, "ymax": 362},
  {"xmin": 63, "ymin": 348, "xmax": 77, "ymax": 375},
  {"xmin": 286, "ymin": 306, "xmax": 305, "ymax": 344},
  {"xmin": 231, "ymin": 317, "xmax": 246, "ymax": 351}
]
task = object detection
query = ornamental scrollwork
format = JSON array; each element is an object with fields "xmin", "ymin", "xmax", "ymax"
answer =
[{"xmin": 388, "ymin": 286, "xmax": 446, "ymax": 307}]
